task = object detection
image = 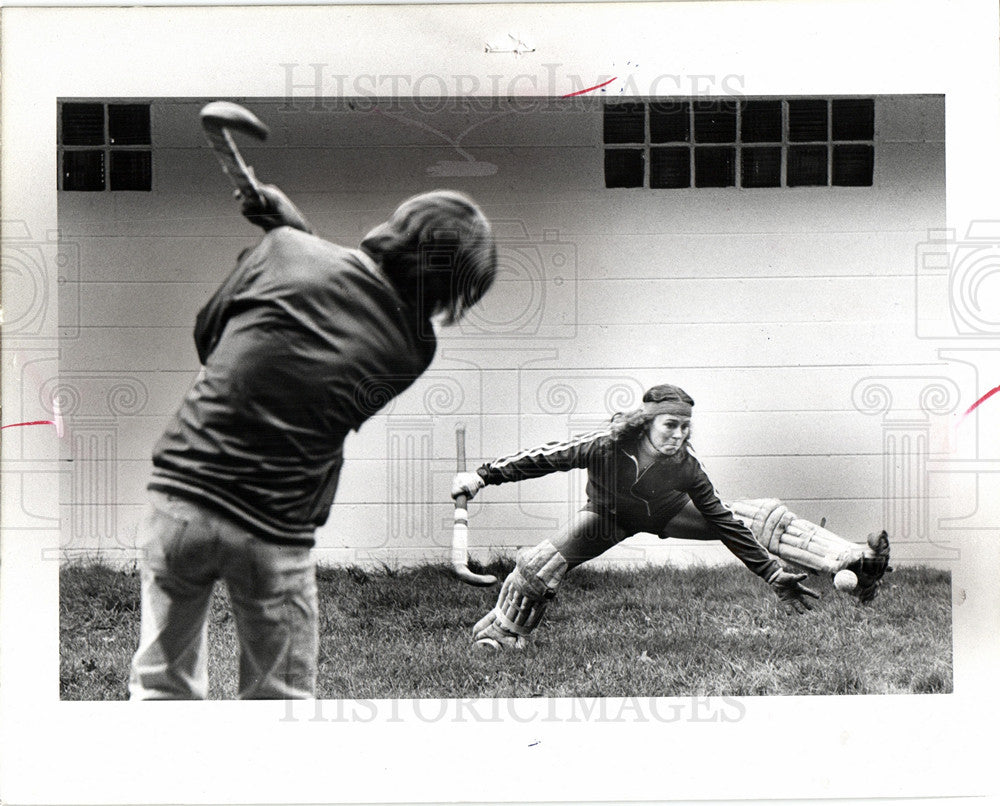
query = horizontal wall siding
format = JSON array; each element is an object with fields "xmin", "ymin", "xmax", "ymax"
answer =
[{"xmin": 57, "ymin": 95, "xmax": 956, "ymax": 568}]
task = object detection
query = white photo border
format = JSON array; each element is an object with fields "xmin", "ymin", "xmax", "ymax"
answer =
[{"xmin": 2, "ymin": 2, "xmax": 999, "ymax": 804}]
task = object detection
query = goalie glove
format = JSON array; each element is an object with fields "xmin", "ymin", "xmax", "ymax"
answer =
[
  {"xmin": 768, "ymin": 569, "xmax": 821, "ymax": 614},
  {"xmin": 451, "ymin": 471, "xmax": 486, "ymax": 501}
]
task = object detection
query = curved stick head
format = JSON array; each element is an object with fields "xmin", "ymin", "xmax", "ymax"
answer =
[
  {"xmin": 200, "ymin": 101, "xmax": 269, "ymax": 140},
  {"xmin": 452, "ymin": 564, "xmax": 498, "ymax": 587}
]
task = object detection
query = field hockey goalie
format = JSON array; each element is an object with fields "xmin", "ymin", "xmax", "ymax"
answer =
[
  {"xmin": 472, "ymin": 499, "xmax": 892, "ymax": 650},
  {"xmin": 730, "ymin": 499, "xmax": 892, "ymax": 604}
]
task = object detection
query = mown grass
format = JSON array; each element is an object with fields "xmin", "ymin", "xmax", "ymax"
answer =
[{"xmin": 60, "ymin": 559, "xmax": 952, "ymax": 700}]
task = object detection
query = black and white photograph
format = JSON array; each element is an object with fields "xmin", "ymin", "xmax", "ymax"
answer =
[{"xmin": 1, "ymin": 2, "xmax": 998, "ymax": 805}]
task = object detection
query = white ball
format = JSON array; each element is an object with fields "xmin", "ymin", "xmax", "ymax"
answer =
[{"xmin": 834, "ymin": 569, "xmax": 858, "ymax": 591}]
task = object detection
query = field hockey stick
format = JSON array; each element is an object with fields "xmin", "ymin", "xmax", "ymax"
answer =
[
  {"xmin": 452, "ymin": 424, "xmax": 498, "ymax": 586},
  {"xmin": 199, "ymin": 101, "xmax": 269, "ymax": 206}
]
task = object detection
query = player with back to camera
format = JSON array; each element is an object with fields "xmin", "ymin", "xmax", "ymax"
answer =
[
  {"xmin": 129, "ymin": 184, "xmax": 497, "ymax": 699},
  {"xmin": 453, "ymin": 383, "xmax": 888, "ymax": 650}
]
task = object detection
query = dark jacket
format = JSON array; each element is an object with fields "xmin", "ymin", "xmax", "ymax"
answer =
[
  {"xmin": 477, "ymin": 428, "xmax": 780, "ymax": 580},
  {"xmin": 149, "ymin": 227, "xmax": 436, "ymax": 546}
]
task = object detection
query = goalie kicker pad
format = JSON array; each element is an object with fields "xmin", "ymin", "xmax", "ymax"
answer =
[
  {"xmin": 729, "ymin": 498, "xmax": 891, "ymax": 601},
  {"xmin": 472, "ymin": 540, "xmax": 569, "ymax": 648}
]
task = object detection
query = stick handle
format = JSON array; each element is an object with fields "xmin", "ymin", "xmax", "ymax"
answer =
[
  {"xmin": 456, "ymin": 423, "xmax": 466, "ymax": 468},
  {"xmin": 199, "ymin": 102, "xmax": 269, "ymax": 207},
  {"xmin": 455, "ymin": 424, "xmax": 468, "ymax": 507},
  {"xmin": 452, "ymin": 425, "xmax": 469, "ymax": 564},
  {"xmin": 450, "ymin": 424, "xmax": 497, "ymax": 586},
  {"xmin": 204, "ymin": 127, "xmax": 264, "ymax": 202}
]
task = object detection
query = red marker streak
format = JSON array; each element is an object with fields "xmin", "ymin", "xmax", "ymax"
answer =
[
  {"xmin": 962, "ymin": 384, "xmax": 1000, "ymax": 422},
  {"xmin": 562, "ymin": 77, "xmax": 618, "ymax": 98},
  {"xmin": 2, "ymin": 420, "xmax": 57, "ymax": 430}
]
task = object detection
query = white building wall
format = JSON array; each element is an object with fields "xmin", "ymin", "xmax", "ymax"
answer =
[{"xmin": 55, "ymin": 94, "xmax": 954, "ymax": 569}]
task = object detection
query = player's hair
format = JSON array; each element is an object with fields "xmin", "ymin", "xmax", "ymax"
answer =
[
  {"xmin": 607, "ymin": 384, "xmax": 695, "ymax": 444},
  {"xmin": 361, "ymin": 190, "xmax": 498, "ymax": 325}
]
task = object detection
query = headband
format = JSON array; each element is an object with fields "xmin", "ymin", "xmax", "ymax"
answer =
[
  {"xmin": 641, "ymin": 384, "xmax": 694, "ymax": 418},
  {"xmin": 642, "ymin": 399, "xmax": 693, "ymax": 418}
]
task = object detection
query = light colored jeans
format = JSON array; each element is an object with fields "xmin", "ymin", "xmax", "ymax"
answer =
[{"xmin": 129, "ymin": 490, "xmax": 318, "ymax": 700}]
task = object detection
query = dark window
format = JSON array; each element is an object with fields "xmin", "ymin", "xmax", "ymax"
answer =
[
  {"xmin": 832, "ymin": 144, "xmax": 874, "ymax": 186},
  {"xmin": 62, "ymin": 151, "xmax": 105, "ymax": 191},
  {"xmin": 694, "ymin": 147, "xmax": 736, "ymax": 187},
  {"xmin": 741, "ymin": 101, "xmax": 782, "ymax": 142},
  {"xmin": 61, "ymin": 103, "xmax": 105, "ymax": 146},
  {"xmin": 741, "ymin": 147, "xmax": 782, "ymax": 188},
  {"xmin": 650, "ymin": 147, "xmax": 691, "ymax": 188},
  {"xmin": 694, "ymin": 100, "xmax": 737, "ymax": 144},
  {"xmin": 603, "ymin": 102, "xmax": 646, "ymax": 144},
  {"xmin": 650, "ymin": 101, "xmax": 689, "ymax": 143},
  {"xmin": 787, "ymin": 145, "xmax": 828, "ymax": 186},
  {"xmin": 110, "ymin": 151, "xmax": 152, "ymax": 190},
  {"xmin": 604, "ymin": 149, "xmax": 644, "ymax": 188},
  {"xmin": 832, "ymin": 99, "xmax": 875, "ymax": 141},
  {"xmin": 60, "ymin": 101, "xmax": 152, "ymax": 191},
  {"xmin": 789, "ymin": 100, "xmax": 829, "ymax": 142},
  {"xmin": 602, "ymin": 97, "xmax": 872, "ymax": 190},
  {"xmin": 108, "ymin": 104, "xmax": 151, "ymax": 145}
]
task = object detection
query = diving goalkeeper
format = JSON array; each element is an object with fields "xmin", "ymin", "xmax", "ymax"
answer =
[{"xmin": 452, "ymin": 383, "xmax": 890, "ymax": 650}]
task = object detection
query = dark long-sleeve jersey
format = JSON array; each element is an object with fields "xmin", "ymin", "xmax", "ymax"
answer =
[
  {"xmin": 149, "ymin": 227, "xmax": 436, "ymax": 546},
  {"xmin": 476, "ymin": 429, "xmax": 780, "ymax": 580}
]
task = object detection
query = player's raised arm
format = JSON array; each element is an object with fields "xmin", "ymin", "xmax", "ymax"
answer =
[{"xmin": 237, "ymin": 183, "xmax": 314, "ymax": 234}]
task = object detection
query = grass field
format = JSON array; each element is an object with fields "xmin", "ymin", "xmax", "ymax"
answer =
[{"xmin": 60, "ymin": 559, "xmax": 953, "ymax": 700}]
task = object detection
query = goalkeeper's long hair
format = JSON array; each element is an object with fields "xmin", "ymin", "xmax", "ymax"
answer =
[
  {"xmin": 360, "ymin": 190, "xmax": 497, "ymax": 325},
  {"xmin": 607, "ymin": 407, "xmax": 661, "ymax": 443}
]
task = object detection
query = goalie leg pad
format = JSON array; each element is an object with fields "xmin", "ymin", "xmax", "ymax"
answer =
[
  {"xmin": 510, "ymin": 539, "xmax": 569, "ymax": 599},
  {"xmin": 472, "ymin": 540, "xmax": 569, "ymax": 648},
  {"xmin": 731, "ymin": 498, "xmax": 865, "ymax": 574},
  {"xmin": 853, "ymin": 531, "xmax": 892, "ymax": 603},
  {"xmin": 472, "ymin": 592, "xmax": 528, "ymax": 649},
  {"xmin": 729, "ymin": 499, "xmax": 891, "ymax": 600}
]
